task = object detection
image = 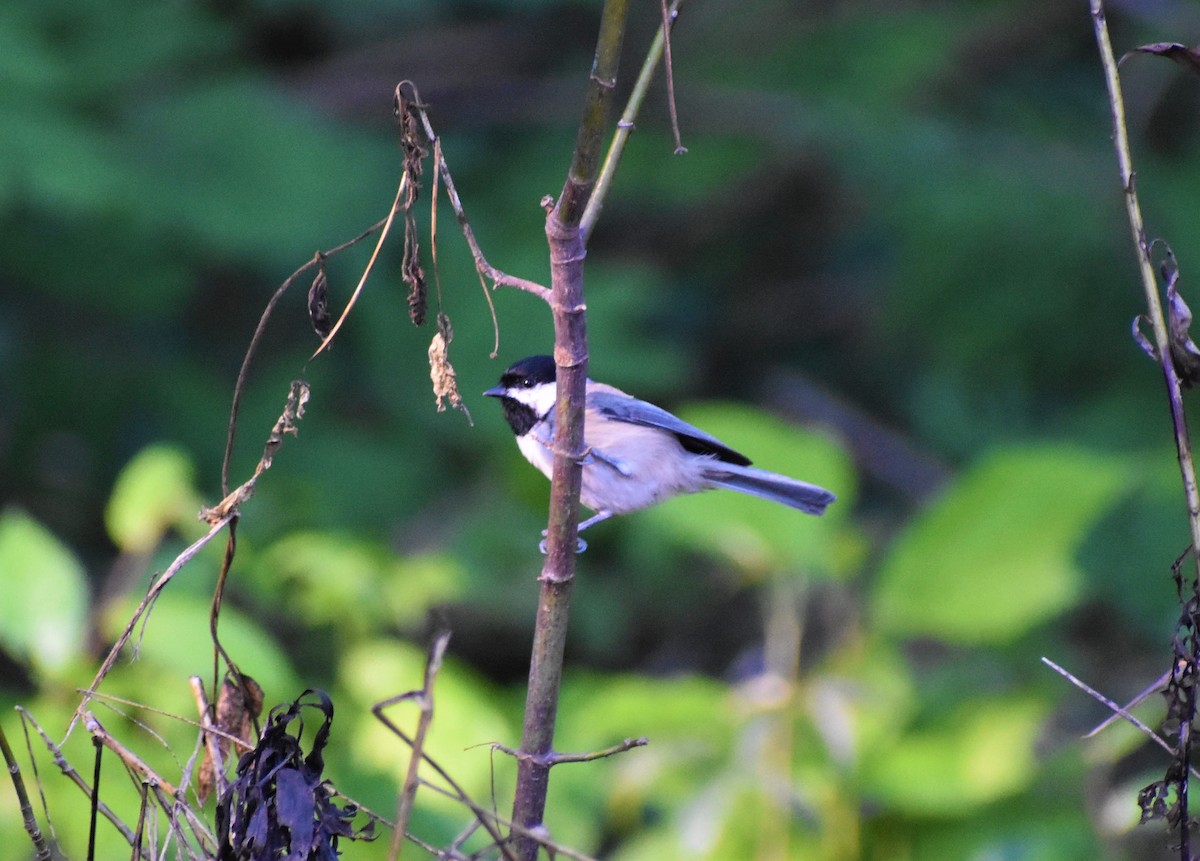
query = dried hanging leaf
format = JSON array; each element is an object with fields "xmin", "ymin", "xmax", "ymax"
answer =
[
  {"xmin": 199, "ymin": 675, "xmax": 264, "ymax": 804},
  {"xmin": 428, "ymin": 312, "xmax": 471, "ymax": 423},
  {"xmin": 308, "ymin": 263, "xmax": 331, "ymax": 340},
  {"xmin": 394, "ymin": 87, "xmax": 429, "ymax": 326},
  {"xmin": 1126, "ymin": 42, "xmax": 1200, "ymax": 76},
  {"xmin": 394, "ymin": 87, "xmax": 426, "ymax": 203},
  {"xmin": 1163, "ymin": 252, "xmax": 1200, "ymax": 389},
  {"xmin": 404, "ymin": 218, "xmax": 427, "ymax": 326}
]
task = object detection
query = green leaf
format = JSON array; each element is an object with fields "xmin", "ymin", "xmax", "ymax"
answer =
[
  {"xmin": 100, "ymin": 590, "xmax": 300, "ymax": 704},
  {"xmin": 105, "ymin": 444, "xmax": 199, "ymax": 554},
  {"xmin": 637, "ymin": 403, "xmax": 854, "ymax": 574},
  {"xmin": 0, "ymin": 509, "xmax": 88, "ymax": 675},
  {"xmin": 863, "ymin": 696, "xmax": 1049, "ymax": 814},
  {"xmin": 250, "ymin": 532, "xmax": 465, "ymax": 632},
  {"xmin": 873, "ymin": 445, "xmax": 1132, "ymax": 643}
]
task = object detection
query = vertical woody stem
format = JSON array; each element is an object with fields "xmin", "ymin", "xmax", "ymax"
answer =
[{"xmin": 508, "ymin": 1, "xmax": 630, "ymax": 857}]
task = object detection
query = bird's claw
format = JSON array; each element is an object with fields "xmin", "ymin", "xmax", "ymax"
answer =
[{"xmin": 538, "ymin": 533, "xmax": 588, "ymax": 555}]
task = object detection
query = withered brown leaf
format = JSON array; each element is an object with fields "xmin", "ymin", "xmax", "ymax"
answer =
[
  {"xmin": 428, "ymin": 312, "xmax": 471, "ymax": 423},
  {"xmin": 198, "ymin": 675, "xmax": 264, "ymax": 804}
]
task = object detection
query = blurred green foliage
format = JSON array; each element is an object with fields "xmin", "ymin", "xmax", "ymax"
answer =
[{"xmin": 2, "ymin": 0, "xmax": 1200, "ymax": 858}]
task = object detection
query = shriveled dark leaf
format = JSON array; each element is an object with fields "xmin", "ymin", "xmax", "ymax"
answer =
[
  {"xmin": 304, "ymin": 689, "xmax": 334, "ymax": 774},
  {"xmin": 246, "ymin": 803, "xmax": 269, "ymax": 852},
  {"xmin": 394, "ymin": 87, "xmax": 427, "ymax": 205},
  {"xmin": 216, "ymin": 689, "xmax": 372, "ymax": 861},
  {"xmin": 308, "ymin": 265, "xmax": 331, "ymax": 340},
  {"xmin": 1127, "ymin": 42, "xmax": 1200, "ymax": 76},
  {"xmin": 404, "ymin": 221, "xmax": 427, "ymax": 326},
  {"xmin": 1138, "ymin": 780, "xmax": 1170, "ymax": 823},
  {"xmin": 275, "ymin": 768, "xmax": 315, "ymax": 860},
  {"xmin": 393, "ymin": 85, "xmax": 430, "ymax": 326},
  {"xmin": 1163, "ymin": 252, "xmax": 1200, "ymax": 389},
  {"xmin": 1132, "ymin": 315, "xmax": 1156, "ymax": 360}
]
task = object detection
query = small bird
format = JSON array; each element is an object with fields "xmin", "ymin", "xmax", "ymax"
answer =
[{"xmin": 485, "ymin": 355, "xmax": 835, "ymax": 543}]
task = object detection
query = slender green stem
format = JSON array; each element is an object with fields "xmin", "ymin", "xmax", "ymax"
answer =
[
  {"xmin": 1089, "ymin": 0, "xmax": 1200, "ymax": 575},
  {"xmin": 555, "ymin": 0, "xmax": 633, "ymax": 228},
  {"xmin": 1091, "ymin": 6, "xmax": 1200, "ymax": 854},
  {"xmin": 582, "ymin": 0, "xmax": 686, "ymax": 243}
]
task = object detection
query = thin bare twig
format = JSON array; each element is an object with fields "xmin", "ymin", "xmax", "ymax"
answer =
[
  {"xmin": 1042, "ymin": 658, "xmax": 1177, "ymax": 758},
  {"xmin": 1089, "ymin": 0, "xmax": 1200, "ymax": 570},
  {"xmin": 221, "ymin": 218, "xmax": 387, "ymax": 495},
  {"xmin": 1090, "ymin": 3, "xmax": 1200, "ymax": 851},
  {"xmin": 86, "ymin": 736, "xmax": 100, "ymax": 861},
  {"xmin": 310, "ymin": 175, "xmax": 407, "ymax": 361},
  {"xmin": 83, "ymin": 712, "xmax": 217, "ymax": 854},
  {"xmin": 381, "ymin": 631, "xmax": 450, "ymax": 861},
  {"xmin": 405, "ymin": 777, "xmax": 602, "ymax": 861},
  {"xmin": 659, "ymin": 0, "xmax": 686, "ymax": 155},
  {"xmin": 67, "ymin": 512, "xmax": 235, "ymax": 740},
  {"xmin": 18, "ymin": 708, "xmax": 149, "ymax": 858},
  {"xmin": 1084, "ymin": 669, "xmax": 1171, "ymax": 738},
  {"xmin": 492, "ymin": 737, "xmax": 648, "ymax": 767},
  {"xmin": 0, "ymin": 721, "xmax": 51, "ymax": 860},
  {"xmin": 371, "ymin": 634, "xmax": 518, "ymax": 861}
]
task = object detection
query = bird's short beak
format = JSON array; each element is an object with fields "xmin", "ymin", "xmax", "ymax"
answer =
[{"xmin": 483, "ymin": 386, "xmax": 506, "ymax": 398}]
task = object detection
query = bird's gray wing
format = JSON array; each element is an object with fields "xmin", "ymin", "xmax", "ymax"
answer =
[{"xmin": 588, "ymin": 390, "xmax": 752, "ymax": 466}]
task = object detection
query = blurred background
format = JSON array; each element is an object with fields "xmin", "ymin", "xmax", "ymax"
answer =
[{"xmin": 3, "ymin": 0, "xmax": 1200, "ymax": 858}]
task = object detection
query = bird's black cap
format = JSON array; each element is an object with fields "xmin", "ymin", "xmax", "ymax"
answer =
[{"xmin": 497, "ymin": 355, "xmax": 556, "ymax": 390}]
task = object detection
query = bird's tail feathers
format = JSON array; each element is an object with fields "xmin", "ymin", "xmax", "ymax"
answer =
[{"xmin": 703, "ymin": 463, "xmax": 836, "ymax": 515}]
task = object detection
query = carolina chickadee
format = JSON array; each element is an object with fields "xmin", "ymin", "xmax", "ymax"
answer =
[{"xmin": 485, "ymin": 355, "xmax": 836, "ymax": 541}]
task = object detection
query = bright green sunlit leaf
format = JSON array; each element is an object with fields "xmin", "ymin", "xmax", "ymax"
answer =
[
  {"xmin": 873, "ymin": 445, "xmax": 1133, "ymax": 644},
  {"xmin": 863, "ymin": 696, "xmax": 1049, "ymax": 814},
  {"xmin": 105, "ymin": 443, "xmax": 200, "ymax": 554},
  {"xmin": 0, "ymin": 509, "xmax": 88, "ymax": 676}
]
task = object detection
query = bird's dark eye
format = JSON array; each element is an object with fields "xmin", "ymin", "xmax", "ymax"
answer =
[{"xmin": 521, "ymin": 377, "xmax": 533, "ymax": 388}]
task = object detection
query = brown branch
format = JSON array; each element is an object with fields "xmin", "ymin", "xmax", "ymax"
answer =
[
  {"xmin": 508, "ymin": 4, "xmax": 631, "ymax": 860},
  {"xmin": 309, "ymin": 175, "xmax": 407, "ymax": 361},
  {"xmin": 379, "ymin": 631, "xmax": 450, "ymax": 861},
  {"xmin": 83, "ymin": 712, "xmax": 218, "ymax": 853}
]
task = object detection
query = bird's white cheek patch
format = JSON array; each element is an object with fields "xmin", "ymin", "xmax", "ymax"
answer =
[{"xmin": 509, "ymin": 385, "xmax": 558, "ymax": 418}]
